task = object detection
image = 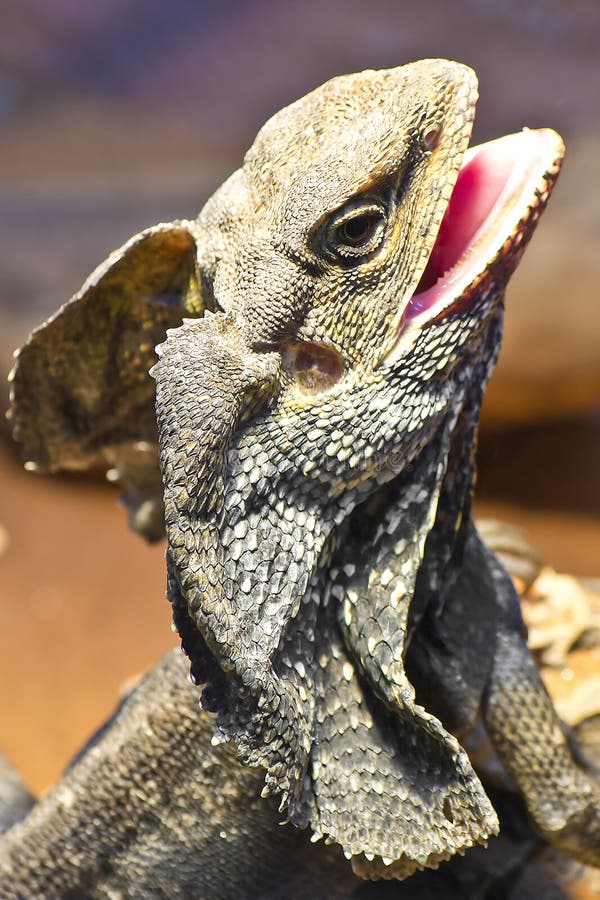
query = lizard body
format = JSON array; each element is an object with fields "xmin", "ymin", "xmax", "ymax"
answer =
[
  {"xmin": 0, "ymin": 651, "xmax": 357, "ymax": 899},
  {"xmin": 4, "ymin": 59, "xmax": 599, "ymax": 894}
]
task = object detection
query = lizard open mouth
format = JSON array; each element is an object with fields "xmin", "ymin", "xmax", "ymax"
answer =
[{"xmin": 401, "ymin": 128, "xmax": 564, "ymax": 329}]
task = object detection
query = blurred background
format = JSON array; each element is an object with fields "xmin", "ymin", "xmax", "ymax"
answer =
[{"xmin": 0, "ymin": 0, "xmax": 598, "ymax": 794}]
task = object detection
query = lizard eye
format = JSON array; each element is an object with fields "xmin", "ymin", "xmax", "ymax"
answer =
[{"xmin": 326, "ymin": 202, "xmax": 387, "ymax": 260}]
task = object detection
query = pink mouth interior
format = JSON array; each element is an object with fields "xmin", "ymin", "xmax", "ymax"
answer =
[{"xmin": 403, "ymin": 135, "xmax": 531, "ymax": 323}]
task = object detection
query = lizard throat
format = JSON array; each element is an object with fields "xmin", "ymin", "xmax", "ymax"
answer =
[{"xmin": 400, "ymin": 128, "xmax": 564, "ymax": 330}]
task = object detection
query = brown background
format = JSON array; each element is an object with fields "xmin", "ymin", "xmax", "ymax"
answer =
[{"xmin": 0, "ymin": 0, "xmax": 598, "ymax": 794}]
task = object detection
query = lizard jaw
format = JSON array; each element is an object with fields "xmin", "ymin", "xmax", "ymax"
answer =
[{"xmin": 392, "ymin": 127, "xmax": 564, "ymax": 341}]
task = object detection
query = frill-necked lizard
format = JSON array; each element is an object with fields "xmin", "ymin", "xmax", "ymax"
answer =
[{"xmin": 2, "ymin": 59, "xmax": 599, "ymax": 896}]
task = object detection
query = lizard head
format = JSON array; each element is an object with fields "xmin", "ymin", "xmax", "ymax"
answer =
[
  {"xmin": 176, "ymin": 59, "xmax": 563, "ymax": 502},
  {"xmin": 194, "ymin": 59, "xmax": 561, "ymax": 383},
  {"xmin": 195, "ymin": 59, "xmax": 477, "ymax": 367}
]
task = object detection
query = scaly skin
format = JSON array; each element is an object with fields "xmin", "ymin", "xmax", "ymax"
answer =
[
  {"xmin": 5, "ymin": 59, "xmax": 599, "ymax": 893},
  {"xmin": 0, "ymin": 652, "xmax": 357, "ymax": 899}
]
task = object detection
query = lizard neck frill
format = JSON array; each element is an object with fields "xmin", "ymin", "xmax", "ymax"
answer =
[
  {"xmin": 304, "ymin": 401, "xmax": 498, "ymax": 878},
  {"xmin": 154, "ymin": 297, "xmax": 501, "ymax": 871},
  {"xmin": 410, "ymin": 308, "xmax": 504, "ymax": 636},
  {"xmin": 153, "ymin": 315, "xmax": 327, "ymax": 807}
]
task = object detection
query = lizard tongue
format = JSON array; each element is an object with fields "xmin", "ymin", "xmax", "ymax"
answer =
[{"xmin": 402, "ymin": 128, "xmax": 564, "ymax": 326}]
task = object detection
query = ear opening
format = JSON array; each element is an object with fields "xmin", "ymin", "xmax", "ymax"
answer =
[{"xmin": 8, "ymin": 221, "xmax": 204, "ymax": 541}]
